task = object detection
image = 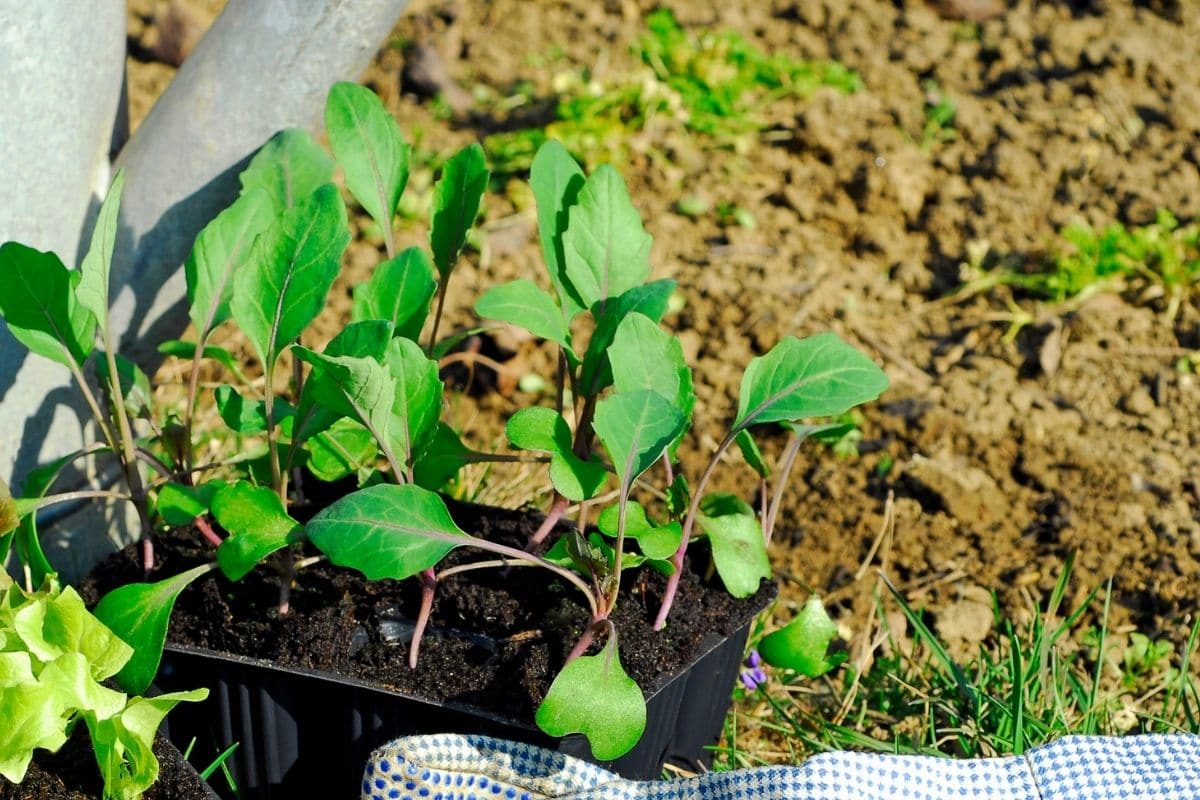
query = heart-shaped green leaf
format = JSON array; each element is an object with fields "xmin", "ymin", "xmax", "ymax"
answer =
[
  {"xmin": 231, "ymin": 183, "xmax": 349, "ymax": 370},
  {"xmin": 351, "ymin": 247, "xmax": 436, "ymax": 341},
  {"xmin": 596, "ymin": 502, "xmax": 682, "ymax": 560},
  {"xmin": 239, "ymin": 128, "xmax": 334, "ymax": 212},
  {"xmin": 325, "ymin": 81, "xmax": 410, "ymax": 238},
  {"xmin": 734, "ymin": 333, "xmax": 888, "ymax": 429},
  {"xmin": 505, "ymin": 408, "xmax": 605, "ymax": 501},
  {"xmin": 184, "ymin": 188, "xmax": 275, "ymax": 337},
  {"xmin": 535, "ymin": 635, "xmax": 646, "ymax": 760},
  {"xmin": 93, "ymin": 564, "xmax": 215, "ymax": 695},
  {"xmin": 758, "ymin": 594, "xmax": 845, "ymax": 678},
  {"xmin": 212, "ymin": 482, "xmax": 305, "ymax": 581},
  {"xmin": 305, "ymin": 484, "xmax": 469, "ymax": 580},
  {"xmin": 562, "ymin": 165, "xmax": 652, "ymax": 310},
  {"xmin": 0, "ymin": 242, "xmax": 95, "ymax": 367},
  {"xmin": 430, "ymin": 143, "xmax": 489, "ymax": 279}
]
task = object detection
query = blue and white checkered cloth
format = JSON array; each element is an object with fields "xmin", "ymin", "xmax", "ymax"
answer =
[{"xmin": 363, "ymin": 733, "xmax": 1200, "ymax": 800}]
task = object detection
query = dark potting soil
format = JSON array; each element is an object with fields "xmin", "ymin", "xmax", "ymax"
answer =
[
  {"xmin": 79, "ymin": 497, "xmax": 773, "ymax": 722},
  {"xmin": 0, "ymin": 729, "xmax": 210, "ymax": 800}
]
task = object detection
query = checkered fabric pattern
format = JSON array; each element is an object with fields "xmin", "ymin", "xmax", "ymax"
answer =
[{"xmin": 363, "ymin": 734, "xmax": 1200, "ymax": 800}]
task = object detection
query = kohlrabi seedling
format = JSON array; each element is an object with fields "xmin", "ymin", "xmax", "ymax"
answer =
[
  {"xmin": 0, "ymin": 570, "xmax": 206, "ymax": 800},
  {"xmin": 294, "ymin": 140, "xmax": 888, "ymax": 760}
]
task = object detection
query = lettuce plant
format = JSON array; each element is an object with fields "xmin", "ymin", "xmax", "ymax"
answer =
[{"xmin": 0, "ymin": 570, "xmax": 206, "ymax": 799}]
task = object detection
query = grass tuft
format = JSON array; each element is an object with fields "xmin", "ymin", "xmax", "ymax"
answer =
[{"xmin": 717, "ymin": 554, "xmax": 1200, "ymax": 769}]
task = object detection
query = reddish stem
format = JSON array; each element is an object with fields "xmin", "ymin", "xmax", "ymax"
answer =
[
  {"xmin": 565, "ymin": 620, "xmax": 599, "ymax": 663},
  {"xmin": 194, "ymin": 516, "xmax": 223, "ymax": 548},
  {"xmin": 409, "ymin": 568, "xmax": 438, "ymax": 669},
  {"xmin": 527, "ymin": 495, "xmax": 570, "ymax": 549}
]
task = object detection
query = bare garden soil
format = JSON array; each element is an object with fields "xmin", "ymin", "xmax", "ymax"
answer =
[
  {"xmin": 80, "ymin": 499, "xmax": 772, "ymax": 721},
  {"xmin": 126, "ymin": 0, "xmax": 1200, "ymax": 727}
]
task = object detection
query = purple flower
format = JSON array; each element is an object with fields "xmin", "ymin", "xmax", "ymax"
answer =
[{"xmin": 740, "ymin": 649, "xmax": 767, "ymax": 690}]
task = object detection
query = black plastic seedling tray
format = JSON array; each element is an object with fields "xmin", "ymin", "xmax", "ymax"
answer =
[{"xmin": 156, "ymin": 591, "xmax": 771, "ymax": 800}]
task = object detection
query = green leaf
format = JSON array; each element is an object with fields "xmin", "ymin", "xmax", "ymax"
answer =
[
  {"xmin": 212, "ymin": 482, "xmax": 304, "ymax": 581},
  {"xmin": 530, "ymin": 141, "xmax": 587, "ymax": 317},
  {"xmin": 475, "ymin": 279, "xmax": 572, "ymax": 352},
  {"xmin": 155, "ymin": 481, "xmax": 226, "ymax": 526},
  {"xmin": 548, "ymin": 453, "xmax": 607, "ymax": 502},
  {"xmin": 185, "ymin": 188, "xmax": 275, "ymax": 337},
  {"xmin": 505, "ymin": 408, "xmax": 604, "ymax": 502},
  {"xmin": 304, "ymin": 419, "xmax": 378, "ymax": 484},
  {"xmin": 413, "ymin": 423, "xmax": 472, "ymax": 491},
  {"xmin": 735, "ymin": 430, "xmax": 769, "ymax": 478},
  {"xmin": 562, "ymin": 165, "xmax": 653, "ymax": 310},
  {"xmin": 384, "ymin": 337, "xmax": 443, "ymax": 469},
  {"xmin": 430, "ymin": 143, "xmax": 489, "ymax": 279},
  {"xmin": 293, "ymin": 347, "xmax": 394, "ymax": 457},
  {"xmin": 351, "ymin": 247, "xmax": 436, "ymax": 341},
  {"xmin": 214, "ymin": 385, "xmax": 294, "ymax": 434},
  {"xmin": 93, "ymin": 564, "xmax": 215, "ymax": 694},
  {"xmin": 157, "ymin": 340, "xmax": 248, "ymax": 382},
  {"xmin": 506, "ymin": 407, "xmax": 570, "ymax": 453},
  {"xmin": 697, "ymin": 494, "xmax": 771, "ymax": 599},
  {"xmin": 758, "ymin": 594, "xmax": 844, "ymax": 677},
  {"xmin": 306, "ymin": 484, "xmax": 469, "ymax": 580},
  {"xmin": 0, "ymin": 242, "xmax": 95, "ymax": 367},
  {"xmin": 95, "ymin": 353, "xmax": 152, "ymax": 419},
  {"xmin": 87, "ymin": 689, "xmax": 209, "ymax": 800},
  {"xmin": 596, "ymin": 502, "xmax": 681, "ymax": 560},
  {"xmin": 291, "ymin": 320, "xmax": 392, "ymax": 447},
  {"xmin": 325, "ymin": 81, "xmax": 410, "ymax": 236},
  {"xmin": 231, "ymin": 183, "xmax": 350, "ymax": 369},
  {"xmin": 37, "ymin": 651, "xmax": 127, "ymax": 719},
  {"xmin": 76, "ymin": 169, "xmax": 125, "ymax": 330},
  {"xmin": 535, "ymin": 635, "xmax": 646, "ymax": 760},
  {"xmin": 239, "ymin": 128, "xmax": 334, "ymax": 212},
  {"xmin": 592, "ymin": 390, "xmax": 684, "ymax": 490},
  {"xmin": 579, "ymin": 279, "xmax": 675, "ymax": 396},
  {"xmin": 0, "ymin": 679, "xmax": 69, "ymax": 783},
  {"xmin": 608, "ymin": 312, "xmax": 694, "ymax": 455},
  {"xmin": 14, "ymin": 451, "xmax": 89, "ymax": 587},
  {"xmin": 735, "ymin": 333, "xmax": 888, "ymax": 429}
]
